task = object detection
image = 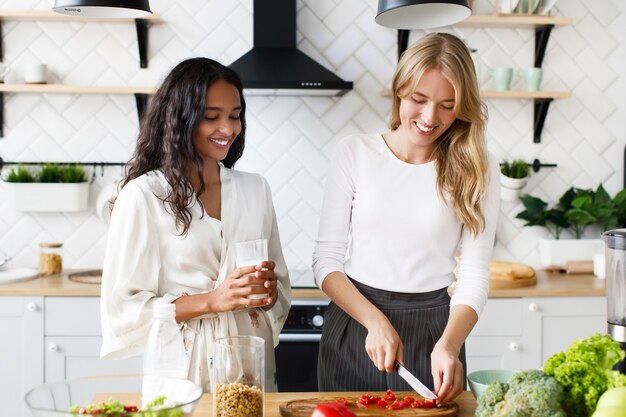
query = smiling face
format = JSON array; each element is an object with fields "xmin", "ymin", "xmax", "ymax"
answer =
[
  {"xmin": 397, "ymin": 68, "xmax": 457, "ymax": 154},
  {"xmin": 194, "ymin": 78, "xmax": 242, "ymax": 164}
]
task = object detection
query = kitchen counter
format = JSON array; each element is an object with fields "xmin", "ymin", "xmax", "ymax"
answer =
[
  {"xmin": 0, "ymin": 269, "xmax": 605, "ymax": 298},
  {"xmin": 190, "ymin": 391, "xmax": 477, "ymax": 417}
]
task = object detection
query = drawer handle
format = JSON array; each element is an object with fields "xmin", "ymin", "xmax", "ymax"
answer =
[
  {"xmin": 48, "ymin": 343, "xmax": 59, "ymax": 352},
  {"xmin": 509, "ymin": 342, "xmax": 519, "ymax": 352},
  {"xmin": 528, "ymin": 303, "xmax": 539, "ymax": 312},
  {"xmin": 26, "ymin": 302, "xmax": 38, "ymax": 312}
]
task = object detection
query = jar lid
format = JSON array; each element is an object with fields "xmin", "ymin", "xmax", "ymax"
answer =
[
  {"xmin": 602, "ymin": 229, "xmax": 626, "ymax": 250},
  {"xmin": 39, "ymin": 242, "xmax": 63, "ymax": 248}
]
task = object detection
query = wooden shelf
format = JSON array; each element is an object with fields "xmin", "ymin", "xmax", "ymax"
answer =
[
  {"xmin": 0, "ymin": 83, "xmax": 156, "ymax": 95},
  {"xmin": 0, "ymin": 9, "xmax": 160, "ymax": 68},
  {"xmin": 481, "ymin": 90, "xmax": 571, "ymax": 99},
  {"xmin": 458, "ymin": 14, "xmax": 572, "ymax": 28},
  {"xmin": 381, "ymin": 89, "xmax": 571, "ymax": 100},
  {"xmin": 0, "ymin": 9, "xmax": 161, "ymax": 22}
]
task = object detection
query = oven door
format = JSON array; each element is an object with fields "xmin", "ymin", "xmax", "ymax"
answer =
[{"xmin": 276, "ymin": 333, "xmax": 321, "ymax": 392}]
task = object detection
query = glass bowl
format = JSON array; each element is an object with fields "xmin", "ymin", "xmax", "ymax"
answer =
[
  {"xmin": 467, "ymin": 369, "xmax": 516, "ymax": 400},
  {"xmin": 25, "ymin": 374, "xmax": 203, "ymax": 417}
]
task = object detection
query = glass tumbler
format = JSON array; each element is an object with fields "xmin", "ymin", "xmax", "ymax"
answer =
[{"xmin": 213, "ymin": 335, "xmax": 265, "ymax": 417}]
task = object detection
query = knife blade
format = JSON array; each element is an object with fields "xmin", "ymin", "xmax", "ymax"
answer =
[{"xmin": 395, "ymin": 363, "xmax": 438, "ymax": 400}]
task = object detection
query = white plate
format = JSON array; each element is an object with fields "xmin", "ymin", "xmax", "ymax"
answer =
[
  {"xmin": 540, "ymin": 0, "xmax": 558, "ymax": 15},
  {"xmin": 0, "ymin": 268, "xmax": 39, "ymax": 284},
  {"xmin": 499, "ymin": 0, "xmax": 520, "ymax": 14}
]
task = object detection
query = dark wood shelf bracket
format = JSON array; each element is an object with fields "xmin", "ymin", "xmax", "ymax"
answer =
[
  {"xmin": 534, "ymin": 98, "xmax": 553, "ymax": 143},
  {"xmin": 134, "ymin": 93, "xmax": 149, "ymax": 122},
  {"xmin": 534, "ymin": 24, "xmax": 554, "ymax": 68},
  {"xmin": 530, "ymin": 158, "xmax": 557, "ymax": 172},
  {"xmin": 135, "ymin": 18, "xmax": 149, "ymax": 68},
  {"xmin": 398, "ymin": 29, "xmax": 409, "ymax": 61}
]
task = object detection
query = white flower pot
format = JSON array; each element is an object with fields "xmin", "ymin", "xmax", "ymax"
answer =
[
  {"xmin": 7, "ymin": 182, "xmax": 90, "ymax": 212},
  {"xmin": 500, "ymin": 173, "xmax": 527, "ymax": 190},
  {"xmin": 500, "ymin": 186, "xmax": 523, "ymax": 202},
  {"xmin": 538, "ymin": 237, "xmax": 603, "ymax": 267}
]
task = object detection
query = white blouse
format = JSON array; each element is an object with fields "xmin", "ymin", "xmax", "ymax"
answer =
[
  {"xmin": 312, "ymin": 133, "xmax": 500, "ymax": 316},
  {"xmin": 100, "ymin": 166, "xmax": 291, "ymax": 391}
]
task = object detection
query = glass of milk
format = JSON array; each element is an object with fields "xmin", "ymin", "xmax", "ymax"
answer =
[{"xmin": 234, "ymin": 239, "xmax": 269, "ymax": 300}]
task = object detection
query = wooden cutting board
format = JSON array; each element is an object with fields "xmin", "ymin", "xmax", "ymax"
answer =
[{"xmin": 279, "ymin": 394, "xmax": 458, "ymax": 417}]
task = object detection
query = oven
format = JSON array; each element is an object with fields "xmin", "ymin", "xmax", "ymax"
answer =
[{"xmin": 275, "ymin": 298, "xmax": 329, "ymax": 392}]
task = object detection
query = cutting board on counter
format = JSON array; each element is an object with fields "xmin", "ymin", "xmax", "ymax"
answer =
[
  {"xmin": 279, "ymin": 395, "xmax": 458, "ymax": 417},
  {"xmin": 489, "ymin": 261, "xmax": 536, "ymax": 289}
]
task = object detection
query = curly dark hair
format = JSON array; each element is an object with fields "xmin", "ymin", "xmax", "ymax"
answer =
[{"xmin": 121, "ymin": 57, "xmax": 246, "ymax": 235}]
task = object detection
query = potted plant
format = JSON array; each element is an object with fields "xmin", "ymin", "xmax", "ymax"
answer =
[
  {"xmin": 500, "ymin": 159, "xmax": 530, "ymax": 201},
  {"xmin": 3, "ymin": 163, "xmax": 89, "ymax": 212},
  {"xmin": 516, "ymin": 185, "xmax": 626, "ymax": 267}
]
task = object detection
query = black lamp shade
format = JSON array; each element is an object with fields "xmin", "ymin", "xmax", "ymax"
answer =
[
  {"xmin": 376, "ymin": 0, "xmax": 471, "ymax": 29},
  {"xmin": 53, "ymin": 0, "xmax": 152, "ymax": 18}
]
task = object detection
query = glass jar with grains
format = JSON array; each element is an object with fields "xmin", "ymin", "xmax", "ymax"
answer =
[{"xmin": 39, "ymin": 243, "xmax": 63, "ymax": 276}]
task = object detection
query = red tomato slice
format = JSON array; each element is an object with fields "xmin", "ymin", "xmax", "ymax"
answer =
[
  {"xmin": 311, "ymin": 402, "xmax": 357, "ymax": 417},
  {"xmin": 402, "ymin": 396, "xmax": 414, "ymax": 405},
  {"xmin": 423, "ymin": 399, "xmax": 437, "ymax": 408},
  {"xmin": 412, "ymin": 399, "xmax": 423, "ymax": 408},
  {"xmin": 387, "ymin": 399, "xmax": 406, "ymax": 410},
  {"xmin": 377, "ymin": 399, "xmax": 388, "ymax": 407}
]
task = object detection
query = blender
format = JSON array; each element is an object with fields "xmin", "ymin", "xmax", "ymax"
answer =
[{"xmin": 602, "ymin": 229, "xmax": 626, "ymax": 374}]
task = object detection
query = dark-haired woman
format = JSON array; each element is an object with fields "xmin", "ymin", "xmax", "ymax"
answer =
[{"xmin": 100, "ymin": 58, "xmax": 291, "ymax": 392}]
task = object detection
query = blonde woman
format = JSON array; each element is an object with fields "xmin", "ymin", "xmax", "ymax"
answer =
[{"xmin": 312, "ymin": 33, "xmax": 499, "ymax": 403}]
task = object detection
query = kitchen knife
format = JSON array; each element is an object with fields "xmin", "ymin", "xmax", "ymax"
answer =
[{"xmin": 395, "ymin": 363, "xmax": 438, "ymax": 400}]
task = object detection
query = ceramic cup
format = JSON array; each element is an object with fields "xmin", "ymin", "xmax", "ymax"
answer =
[
  {"xmin": 519, "ymin": 67, "xmax": 543, "ymax": 92},
  {"xmin": 0, "ymin": 63, "xmax": 10, "ymax": 83},
  {"xmin": 492, "ymin": 67, "xmax": 513, "ymax": 91},
  {"xmin": 24, "ymin": 63, "xmax": 47, "ymax": 84}
]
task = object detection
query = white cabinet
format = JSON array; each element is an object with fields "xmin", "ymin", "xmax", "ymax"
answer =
[
  {"xmin": 522, "ymin": 297, "xmax": 606, "ymax": 367},
  {"xmin": 44, "ymin": 297, "xmax": 142, "ymax": 382},
  {"xmin": 0, "ymin": 296, "xmax": 142, "ymax": 416},
  {"xmin": 465, "ymin": 299, "xmax": 524, "ymax": 373},
  {"xmin": 466, "ymin": 296, "xmax": 606, "ymax": 371},
  {"xmin": 0, "ymin": 297, "xmax": 44, "ymax": 417}
]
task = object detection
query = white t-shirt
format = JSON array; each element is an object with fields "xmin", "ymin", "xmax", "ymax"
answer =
[
  {"xmin": 312, "ymin": 133, "xmax": 500, "ymax": 316},
  {"xmin": 100, "ymin": 166, "xmax": 291, "ymax": 391}
]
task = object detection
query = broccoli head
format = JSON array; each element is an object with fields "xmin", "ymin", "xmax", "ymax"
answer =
[
  {"xmin": 475, "ymin": 370, "xmax": 565, "ymax": 417},
  {"xmin": 544, "ymin": 333, "xmax": 626, "ymax": 417}
]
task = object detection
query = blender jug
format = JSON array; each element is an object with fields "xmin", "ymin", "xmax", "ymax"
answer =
[{"xmin": 602, "ymin": 229, "xmax": 626, "ymax": 374}]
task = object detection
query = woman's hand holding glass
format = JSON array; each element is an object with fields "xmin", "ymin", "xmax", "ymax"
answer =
[{"xmin": 209, "ymin": 261, "xmax": 277, "ymax": 312}]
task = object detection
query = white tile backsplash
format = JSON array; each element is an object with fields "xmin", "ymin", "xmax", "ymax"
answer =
[{"xmin": 0, "ymin": 0, "xmax": 624, "ymax": 284}]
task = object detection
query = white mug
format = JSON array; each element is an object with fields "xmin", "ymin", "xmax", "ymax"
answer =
[
  {"xmin": 24, "ymin": 63, "xmax": 47, "ymax": 84},
  {"xmin": 0, "ymin": 63, "xmax": 10, "ymax": 82}
]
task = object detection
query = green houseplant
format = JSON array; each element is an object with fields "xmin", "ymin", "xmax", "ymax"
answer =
[
  {"xmin": 500, "ymin": 159, "xmax": 530, "ymax": 201},
  {"xmin": 516, "ymin": 185, "xmax": 626, "ymax": 267},
  {"xmin": 2, "ymin": 163, "xmax": 90, "ymax": 212}
]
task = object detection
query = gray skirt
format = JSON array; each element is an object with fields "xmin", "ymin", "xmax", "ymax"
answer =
[{"xmin": 317, "ymin": 278, "xmax": 466, "ymax": 392}]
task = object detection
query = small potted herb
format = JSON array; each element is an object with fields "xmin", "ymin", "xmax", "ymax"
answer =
[
  {"xmin": 3, "ymin": 163, "xmax": 89, "ymax": 212},
  {"xmin": 516, "ymin": 185, "xmax": 625, "ymax": 267},
  {"xmin": 500, "ymin": 159, "xmax": 530, "ymax": 201}
]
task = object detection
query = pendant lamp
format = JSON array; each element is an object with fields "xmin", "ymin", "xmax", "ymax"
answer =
[
  {"xmin": 376, "ymin": 0, "xmax": 471, "ymax": 29},
  {"xmin": 53, "ymin": 0, "xmax": 152, "ymax": 18}
]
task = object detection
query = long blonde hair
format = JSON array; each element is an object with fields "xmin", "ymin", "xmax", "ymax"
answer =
[{"xmin": 389, "ymin": 32, "xmax": 489, "ymax": 236}]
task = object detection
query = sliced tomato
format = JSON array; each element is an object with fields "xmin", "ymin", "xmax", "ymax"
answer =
[
  {"xmin": 311, "ymin": 401, "xmax": 357, "ymax": 417},
  {"xmin": 123, "ymin": 405, "xmax": 139, "ymax": 412},
  {"xmin": 402, "ymin": 396, "xmax": 414, "ymax": 405},
  {"xmin": 387, "ymin": 399, "xmax": 406, "ymax": 410},
  {"xmin": 377, "ymin": 399, "xmax": 388, "ymax": 407},
  {"xmin": 423, "ymin": 398, "xmax": 437, "ymax": 408},
  {"xmin": 384, "ymin": 389, "xmax": 396, "ymax": 401},
  {"xmin": 411, "ymin": 399, "xmax": 423, "ymax": 408}
]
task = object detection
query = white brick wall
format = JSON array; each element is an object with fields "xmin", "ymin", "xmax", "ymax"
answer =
[{"xmin": 0, "ymin": 0, "xmax": 624, "ymax": 286}]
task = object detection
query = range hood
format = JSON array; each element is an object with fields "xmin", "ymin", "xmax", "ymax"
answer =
[{"xmin": 228, "ymin": 0, "xmax": 353, "ymax": 97}]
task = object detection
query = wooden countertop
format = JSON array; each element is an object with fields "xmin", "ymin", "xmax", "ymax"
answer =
[
  {"xmin": 191, "ymin": 391, "xmax": 477, "ymax": 417},
  {"xmin": 0, "ymin": 269, "xmax": 605, "ymax": 298}
]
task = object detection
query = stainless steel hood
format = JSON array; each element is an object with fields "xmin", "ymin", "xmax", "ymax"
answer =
[{"xmin": 228, "ymin": 0, "xmax": 353, "ymax": 97}]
